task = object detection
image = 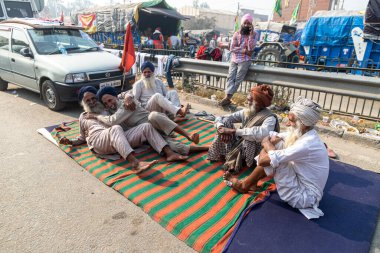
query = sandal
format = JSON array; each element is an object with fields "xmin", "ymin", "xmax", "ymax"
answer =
[{"xmin": 195, "ymin": 110, "xmax": 207, "ymax": 116}]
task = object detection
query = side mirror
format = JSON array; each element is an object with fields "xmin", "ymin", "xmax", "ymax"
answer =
[{"xmin": 20, "ymin": 47, "xmax": 34, "ymax": 58}]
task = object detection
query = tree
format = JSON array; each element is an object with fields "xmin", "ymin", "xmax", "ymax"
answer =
[
  {"xmin": 192, "ymin": 0, "xmax": 199, "ymax": 8},
  {"xmin": 183, "ymin": 16, "xmax": 216, "ymax": 30},
  {"xmin": 199, "ymin": 2, "xmax": 210, "ymax": 8}
]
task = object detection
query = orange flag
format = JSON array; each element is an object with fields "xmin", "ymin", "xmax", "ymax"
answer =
[
  {"xmin": 59, "ymin": 11, "xmax": 64, "ymax": 23},
  {"xmin": 119, "ymin": 22, "xmax": 136, "ymax": 73}
]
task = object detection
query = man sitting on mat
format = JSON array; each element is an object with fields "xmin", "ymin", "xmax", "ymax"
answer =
[
  {"xmin": 224, "ymin": 97, "xmax": 329, "ymax": 219},
  {"xmin": 208, "ymin": 85, "xmax": 279, "ymax": 174},
  {"xmin": 86, "ymin": 86, "xmax": 208, "ymax": 156},
  {"xmin": 131, "ymin": 61, "xmax": 188, "ymax": 123},
  {"xmin": 59, "ymin": 86, "xmax": 189, "ymax": 172}
]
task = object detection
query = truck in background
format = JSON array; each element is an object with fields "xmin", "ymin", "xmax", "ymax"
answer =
[{"xmin": 0, "ymin": 0, "xmax": 44, "ymax": 21}]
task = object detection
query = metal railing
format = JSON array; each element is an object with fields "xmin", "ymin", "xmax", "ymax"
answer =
[{"xmin": 144, "ymin": 56, "xmax": 380, "ymax": 120}]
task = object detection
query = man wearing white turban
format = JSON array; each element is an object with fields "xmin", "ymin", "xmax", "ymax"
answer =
[{"xmin": 224, "ymin": 97, "xmax": 329, "ymax": 219}]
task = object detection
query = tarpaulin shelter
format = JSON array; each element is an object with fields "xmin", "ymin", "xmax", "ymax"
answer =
[
  {"xmin": 301, "ymin": 10, "xmax": 364, "ymax": 47},
  {"xmin": 75, "ymin": 0, "xmax": 188, "ymax": 36}
]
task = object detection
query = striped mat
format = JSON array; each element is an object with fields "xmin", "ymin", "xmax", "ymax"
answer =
[{"xmin": 50, "ymin": 117, "xmax": 276, "ymax": 253}]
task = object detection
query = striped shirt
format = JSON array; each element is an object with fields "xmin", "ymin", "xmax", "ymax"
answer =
[{"xmin": 230, "ymin": 31, "xmax": 258, "ymax": 63}]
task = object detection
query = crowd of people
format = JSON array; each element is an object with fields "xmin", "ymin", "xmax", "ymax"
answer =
[{"xmin": 60, "ymin": 54, "xmax": 330, "ymax": 218}]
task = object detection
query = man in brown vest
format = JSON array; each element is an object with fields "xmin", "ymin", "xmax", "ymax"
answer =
[{"xmin": 208, "ymin": 85, "xmax": 279, "ymax": 174}]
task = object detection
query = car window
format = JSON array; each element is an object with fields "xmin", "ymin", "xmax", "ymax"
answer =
[
  {"xmin": 0, "ymin": 30, "xmax": 10, "ymax": 51},
  {"xmin": 11, "ymin": 29, "xmax": 29, "ymax": 54},
  {"xmin": 4, "ymin": 1, "xmax": 33, "ymax": 18},
  {"xmin": 0, "ymin": 2, "xmax": 4, "ymax": 18},
  {"xmin": 28, "ymin": 28, "xmax": 98, "ymax": 55}
]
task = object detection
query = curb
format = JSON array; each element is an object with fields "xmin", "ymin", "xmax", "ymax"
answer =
[{"xmin": 180, "ymin": 93, "xmax": 380, "ymax": 150}]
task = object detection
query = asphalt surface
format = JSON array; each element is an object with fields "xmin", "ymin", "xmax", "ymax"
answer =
[
  {"xmin": 0, "ymin": 85, "xmax": 379, "ymax": 253},
  {"xmin": 0, "ymin": 85, "xmax": 195, "ymax": 253}
]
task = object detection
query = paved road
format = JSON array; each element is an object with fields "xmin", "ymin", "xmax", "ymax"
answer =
[
  {"xmin": 0, "ymin": 85, "xmax": 195, "ymax": 253},
  {"xmin": 0, "ymin": 85, "xmax": 379, "ymax": 252}
]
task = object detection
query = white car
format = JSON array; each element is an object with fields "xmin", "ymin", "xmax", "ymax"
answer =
[{"xmin": 0, "ymin": 19, "xmax": 135, "ymax": 110}]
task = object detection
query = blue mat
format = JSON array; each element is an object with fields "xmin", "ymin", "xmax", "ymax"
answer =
[{"xmin": 225, "ymin": 160, "xmax": 380, "ymax": 253}]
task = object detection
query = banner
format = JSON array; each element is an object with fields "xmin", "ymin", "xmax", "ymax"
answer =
[{"xmin": 78, "ymin": 14, "xmax": 97, "ymax": 34}]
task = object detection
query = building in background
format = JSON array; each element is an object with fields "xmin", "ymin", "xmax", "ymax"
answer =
[
  {"xmin": 273, "ymin": 0, "xmax": 335, "ymax": 23},
  {"xmin": 178, "ymin": 6, "xmax": 268, "ymax": 34}
]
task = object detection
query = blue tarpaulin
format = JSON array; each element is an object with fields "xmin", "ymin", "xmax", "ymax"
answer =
[{"xmin": 301, "ymin": 15, "xmax": 364, "ymax": 46}]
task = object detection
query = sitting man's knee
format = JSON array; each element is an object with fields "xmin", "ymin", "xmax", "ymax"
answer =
[
  {"xmin": 151, "ymin": 93, "xmax": 163, "ymax": 101},
  {"xmin": 110, "ymin": 125, "xmax": 123, "ymax": 134},
  {"xmin": 148, "ymin": 111, "xmax": 159, "ymax": 122}
]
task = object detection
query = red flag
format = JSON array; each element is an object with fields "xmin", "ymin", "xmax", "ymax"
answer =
[
  {"xmin": 59, "ymin": 11, "xmax": 64, "ymax": 23},
  {"xmin": 119, "ymin": 22, "xmax": 136, "ymax": 73}
]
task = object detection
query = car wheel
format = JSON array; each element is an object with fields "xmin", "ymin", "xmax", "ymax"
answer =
[
  {"xmin": 42, "ymin": 80, "xmax": 65, "ymax": 111},
  {"xmin": 0, "ymin": 77, "xmax": 8, "ymax": 91}
]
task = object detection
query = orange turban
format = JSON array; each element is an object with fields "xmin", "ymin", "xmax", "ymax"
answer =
[{"xmin": 251, "ymin": 85, "xmax": 274, "ymax": 108}]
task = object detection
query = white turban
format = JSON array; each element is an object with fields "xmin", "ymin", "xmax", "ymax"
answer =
[{"xmin": 290, "ymin": 97, "xmax": 321, "ymax": 127}]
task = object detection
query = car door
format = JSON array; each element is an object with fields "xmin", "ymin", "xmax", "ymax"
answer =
[
  {"xmin": 10, "ymin": 28, "xmax": 38, "ymax": 91},
  {"xmin": 0, "ymin": 27, "xmax": 14, "ymax": 83}
]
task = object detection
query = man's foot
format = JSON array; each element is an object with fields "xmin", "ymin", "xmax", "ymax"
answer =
[
  {"xmin": 223, "ymin": 172, "xmax": 257, "ymax": 194},
  {"xmin": 189, "ymin": 133, "xmax": 199, "ymax": 144},
  {"xmin": 166, "ymin": 153, "xmax": 189, "ymax": 162},
  {"xmin": 174, "ymin": 116, "xmax": 188, "ymax": 123},
  {"xmin": 131, "ymin": 160, "xmax": 158, "ymax": 174},
  {"xmin": 177, "ymin": 103, "xmax": 190, "ymax": 117},
  {"xmin": 218, "ymin": 97, "xmax": 231, "ymax": 106}
]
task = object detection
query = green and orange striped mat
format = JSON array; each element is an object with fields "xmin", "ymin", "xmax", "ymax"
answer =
[{"xmin": 50, "ymin": 117, "xmax": 275, "ymax": 253}]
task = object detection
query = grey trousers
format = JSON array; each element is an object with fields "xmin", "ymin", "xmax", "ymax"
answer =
[
  {"xmin": 226, "ymin": 60, "xmax": 252, "ymax": 95},
  {"xmin": 148, "ymin": 111, "xmax": 190, "ymax": 155},
  {"xmin": 145, "ymin": 93, "xmax": 180, "ymax": 116},
  {"xmin": 91, "ymin": 123, "xmax": 167, "ymax": 159}
]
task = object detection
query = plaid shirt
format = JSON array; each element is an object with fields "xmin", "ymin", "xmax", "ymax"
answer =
[{"xmin": 230, "ymin": 31, "xmax": 258, "ymax": 63}]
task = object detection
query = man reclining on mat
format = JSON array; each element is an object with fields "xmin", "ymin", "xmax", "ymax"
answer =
[
  {"xmin": 224, "ymin": 97, "xmax": 329, "ymax": 219},
  {"xmin": 86, "ymin": 86, "xmax": 209, "ymax": 156},
  {"xmin": 59, "ymin": 86, "xmax": 189, "ymax": 173},
  {"xmin": 131, "ymin": 61, "xmax": 188, "ymax": 123},
  {"xmin": 208, "ymin": 85, "xmax": 279, "ymax": 174}
]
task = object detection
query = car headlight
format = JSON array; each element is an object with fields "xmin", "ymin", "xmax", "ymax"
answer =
[{"xmin": 65, "ymin": 73, "xmax": 88, "ymax": 83}]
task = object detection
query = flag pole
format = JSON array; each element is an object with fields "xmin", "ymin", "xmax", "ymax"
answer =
[{"xmin": 264, "ymin": 1, "xmax": 277, "ymax": 42}]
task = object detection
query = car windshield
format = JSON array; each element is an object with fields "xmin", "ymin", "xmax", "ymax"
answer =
[{"xmin": 28, "ymin": 29, "xmax": 99, "ymax": 55}]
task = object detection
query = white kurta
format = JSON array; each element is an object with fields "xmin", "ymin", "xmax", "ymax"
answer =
[
  {"xmin": 215, "ymin": 110, "xmax": 277, "ymax": 143},
  {"xmin": 264, "ymin": 130, "xmax": 329, "ymax": 219},
  {"xmin": 133, "ymin": 78, "xmax": 181, "ymax": 108}
]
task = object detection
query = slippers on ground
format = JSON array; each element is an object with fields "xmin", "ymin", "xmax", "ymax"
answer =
[
  {"xmin": 195, "ymin": 111, "xmax": 207, "ymax": 116},
  {"xmin": 203, "ymin": 115, "xmax": 215, "ymax": 121}
]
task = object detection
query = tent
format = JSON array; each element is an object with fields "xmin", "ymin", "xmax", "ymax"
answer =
[{"xmin": 75, "ymin": 0, "xmax": 188, "ymax": 36}]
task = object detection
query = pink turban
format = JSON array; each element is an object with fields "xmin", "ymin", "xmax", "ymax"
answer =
[{"xmin": 241, "ymin": 14, "xmax": 253, "ymax": 25}]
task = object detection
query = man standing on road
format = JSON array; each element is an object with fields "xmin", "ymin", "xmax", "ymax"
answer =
[
  {"xmin": 224, "ymin": 97, "xmax": 329, "ymax": 219},
  {"xmin": 208, "ymin": 85, "xmax": 279, "ymax": 174},
  {"xmin": 219, "ymin": 14, "xmax": 258, "ymax": 106}
]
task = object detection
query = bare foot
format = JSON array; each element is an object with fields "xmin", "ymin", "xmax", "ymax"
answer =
[
  {"xmin": 131, "ymin": 160, "xmax": 158, "ymax": 174},
  {"xmin": 189, "ymin": 133, "xmax": 199, "ymax": 144},
  {"xmin": 177, "ymin": 103, "xmax": 189, "ymax": 117},
  {"xmin": 174, "ymin": 116, "xmax": 188, "ymax": 123},
  {"xmin": 166, "ymin": 153, "xmax": 189, "ymax": 162},
  {"xmin": 223, "ymin": 172, "xmax": 257, "ymax": 194}
]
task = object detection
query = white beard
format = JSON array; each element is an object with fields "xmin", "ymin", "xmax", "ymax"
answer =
[
  {"xmin": 142, "ymin": 76, "xmax": 156, "ymax": 90},
  {"xmin": 82, "ymin": 101, "xmax": 104, "ymax": 114},
  {"xmin": 284, "ymin": 121, "xmax": 303, "ymax": 148},
  {"xmin": 244, "ymin": 102, "xmax": 257, "ymax": 118}
]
